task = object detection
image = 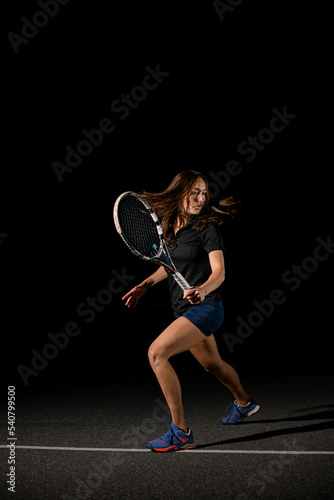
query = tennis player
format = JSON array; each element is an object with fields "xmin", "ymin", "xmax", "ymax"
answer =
[{"xmin": 122, "ymin": 170, "xmax": 259, "ymax": 451}]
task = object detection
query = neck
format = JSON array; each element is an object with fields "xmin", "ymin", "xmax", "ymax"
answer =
[{"xmin": 174, "ymin": 213, "xmax": 193, "ymax": 234}]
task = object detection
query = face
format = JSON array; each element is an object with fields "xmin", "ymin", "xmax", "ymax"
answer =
[{"xmin": 183, "ymin": 177, "xmax": 207, "ymax": 216}]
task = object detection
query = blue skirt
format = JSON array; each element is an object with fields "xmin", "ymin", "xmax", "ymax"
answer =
[{"xmin": 174, "ymin": 301, "xmax": 224, "ymax": 337}]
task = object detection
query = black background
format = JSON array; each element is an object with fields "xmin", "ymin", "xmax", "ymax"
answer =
[{"xmin": 2, "ymin": 0, "xmax": 333, "ymax": 392}]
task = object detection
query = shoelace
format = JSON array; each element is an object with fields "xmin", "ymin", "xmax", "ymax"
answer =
[
  {"xmin": 225, "ymin": 402, "xmax": 242, "ymax": 422},
  {"xmin": 158, "ymin": 419, "xmax": 181, "ymax": 444}
]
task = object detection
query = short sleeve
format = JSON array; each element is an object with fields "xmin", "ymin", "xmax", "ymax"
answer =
[{"xmin": 200, "ymin": 224, "xmax": 226, "ymax": 254}]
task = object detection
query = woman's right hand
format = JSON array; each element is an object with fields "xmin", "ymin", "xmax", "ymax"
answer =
[{"xmin": 122, "ymin": 282, "xmax": 149, "ymax": 308}]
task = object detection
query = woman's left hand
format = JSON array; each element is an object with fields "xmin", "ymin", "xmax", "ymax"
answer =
[{"xmin": 183, "ymin": 286, "xmax": 205, "ymax": 305}]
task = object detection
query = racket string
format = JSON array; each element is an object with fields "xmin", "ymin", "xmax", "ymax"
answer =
[{"xmin": 118, "ymin": 195, "xmax": 161, "ymax": 259}]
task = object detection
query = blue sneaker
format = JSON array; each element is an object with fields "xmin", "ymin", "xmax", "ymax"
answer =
[
  {"xmin": 146, "ymin": 421, "xmax": 196, "ymax": 452},
  {"xmin": 221, "ymin": 398, "xmax": 260, "ymax": 425}
]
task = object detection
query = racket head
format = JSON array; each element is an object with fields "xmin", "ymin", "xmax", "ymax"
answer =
[{"xmin": 113, "ymin": 191, "xmax": 163, "ymax": 261}]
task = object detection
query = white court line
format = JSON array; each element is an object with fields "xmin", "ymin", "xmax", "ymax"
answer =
[{"xmin": 0, "ymin": 445, "xmax": 333, "ymax": 455}]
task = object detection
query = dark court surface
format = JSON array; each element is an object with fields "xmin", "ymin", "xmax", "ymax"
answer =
[{"xmin": 1, "ymin": 370, "xmax": 333, "ymax": 499}]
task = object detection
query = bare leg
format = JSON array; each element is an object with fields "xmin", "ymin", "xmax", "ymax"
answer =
[
  {"xmin": 148, "ymin": 317, "xmax": 207, "ymax": 432},
  {"xmin": 190, "ymin": 335, "xmax": 249, "ymax": 405}
]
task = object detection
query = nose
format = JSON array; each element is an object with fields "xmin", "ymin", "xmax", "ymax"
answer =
[{"xmin": 198, "ymin": 193, "xmax": 205, "ymax": 204}]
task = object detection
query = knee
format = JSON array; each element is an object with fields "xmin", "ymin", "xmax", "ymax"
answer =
[
  {"xmin": 147, "ymin": 343, "xmax": 166, "ymax": 369},
  {"xmin": 147, "ymin": 344, "xmax": 160, "ymax": 368},
  {"xmin": 202, "ymin": 361, "xmax": 219, "ymax": 375}
]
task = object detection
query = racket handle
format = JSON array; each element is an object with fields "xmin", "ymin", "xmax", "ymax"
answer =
[{"xmin": 172, "ymin": 271, "xmax": 191, "ymax": 291}]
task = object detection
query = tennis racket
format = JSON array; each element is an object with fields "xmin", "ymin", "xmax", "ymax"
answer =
[{"xmin": 113, "ymin": 191, "xmax": 191, "ymax": 291}]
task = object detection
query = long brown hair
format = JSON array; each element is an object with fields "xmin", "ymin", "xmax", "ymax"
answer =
[{"xmin": 142, "ymin": 170, "xmax": 238, "ymax": 248}]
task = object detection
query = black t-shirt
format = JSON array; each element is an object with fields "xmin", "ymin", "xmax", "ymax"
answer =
[{"xmin": 166, "ymin": 222, "xmax": 225, "ymax": 314}]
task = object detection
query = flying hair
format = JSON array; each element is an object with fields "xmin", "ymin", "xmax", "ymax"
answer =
[{"xmin": 141, "ymin": 170, "xmax": 239, "ymax": 248}]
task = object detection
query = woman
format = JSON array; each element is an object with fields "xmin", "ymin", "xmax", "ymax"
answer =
[{"xmin": 122, "ymin": 170, "xmax": 259, "ymax": 452}]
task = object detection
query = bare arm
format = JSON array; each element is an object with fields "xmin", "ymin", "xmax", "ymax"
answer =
[
  {"xmin": 183, "ymin": 250, "xmax": 225, "ymax": 305},
  {"xmin": 140, "ymin": 266, "xmax": 168, "ymax": 288},
  {"xmin": 122, "ymin": 266, "xmax": 167, "ymax": 308}
]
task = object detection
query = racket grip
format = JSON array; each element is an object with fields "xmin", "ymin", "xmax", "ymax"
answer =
[{"xmin": 172, "ymin": 271, "xmax": 191, "ymax": 291}]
